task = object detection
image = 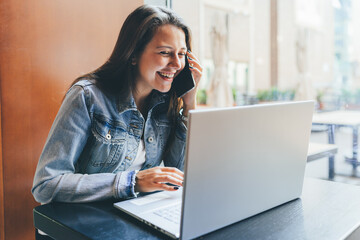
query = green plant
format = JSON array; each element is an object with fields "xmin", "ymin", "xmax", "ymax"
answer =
[
  {"xmin": 257, "ymin": 87, "xmax": 295, "ymax": 101},
  {"xmin": 316, "ymin": 90, "xmax": 324, "ymax": 103},
  {"xmin": 257, "ymin": 89, "xmax": 272, "ymax": 101},
  {"xmin": 196, "ymin": 88, "xmax": 207, "ymax": 105},
  {"xmin": 232, "ymin": 88, "xmax": 237, "ymax": 101}
]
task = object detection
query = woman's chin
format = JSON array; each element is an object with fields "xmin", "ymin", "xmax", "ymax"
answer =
[
  {"xmin": 154, "ymin": 82, "xmax": 173, "ymax": 93},
  {"xmin": 158, "ymin": 87, "xmax": 172, "ymax": 93}
]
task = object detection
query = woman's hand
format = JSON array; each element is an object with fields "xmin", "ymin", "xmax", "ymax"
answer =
[
  {"xmin": 182, "ymin": 50, "xmax": 203, "ymax": 115},
  {"xmin": 134, "ymin": 167, "xmax": 184, "ymax": 193}
]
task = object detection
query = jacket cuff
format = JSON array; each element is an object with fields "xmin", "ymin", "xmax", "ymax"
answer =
[{"xmin": 114, "ymin": 171, "xmax": 138, "ymax": 199}]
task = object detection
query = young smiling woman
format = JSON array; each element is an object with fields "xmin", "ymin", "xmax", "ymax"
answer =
[
  {"xmin": 133, "ymin": 24, "xmax": 187, "ymax": 114},
  {"xmin": 32, "ymin": 5, "xmax": 202, "ymax": 205}
]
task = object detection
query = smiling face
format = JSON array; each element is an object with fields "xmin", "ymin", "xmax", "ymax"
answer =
[{"xmin": 134, "ymin": 24, "xmax": 187, "ymax": 97}]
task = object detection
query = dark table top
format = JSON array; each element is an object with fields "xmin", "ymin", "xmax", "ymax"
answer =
[{"xmin": 34, "ymin": 178, "xmax": 360, "ymax": 240}]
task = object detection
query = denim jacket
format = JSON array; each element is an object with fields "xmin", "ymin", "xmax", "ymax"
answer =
[{"xmin": 32, "ymin": 80, "xmax": 187, "ymax": 203}]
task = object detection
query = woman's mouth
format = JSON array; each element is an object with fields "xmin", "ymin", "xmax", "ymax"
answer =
[{"xmin": 158, "ymin": 72, "xmax": 175, "ymax": 81}]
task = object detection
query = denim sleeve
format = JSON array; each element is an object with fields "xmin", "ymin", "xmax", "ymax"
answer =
[
  {"xmin": 31, "ymin": 85, "xmax": 136, "ymax": 203},
  {"xmin": 163, "ymin": 118, "xmax": 187, "ymax": 171}
]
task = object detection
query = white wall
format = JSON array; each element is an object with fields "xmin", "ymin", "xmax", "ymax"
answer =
[
  {"xmin": 277, "ymin": 0, "xmax": 297, "ymax": 90},
  {"xmin": 249, "ymin": 0, "xmax": 270, "ymax": 92},
  {"xmin": 277, "ymin": 0, "xmax": 334, "ymax": 93},
  {"xmin": 172, "ymin": 0, "xmax": 201, "ymax": 57}
]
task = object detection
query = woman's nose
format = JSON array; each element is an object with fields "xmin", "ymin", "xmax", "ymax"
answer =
[{"xmin": 169, "ymin": 55, "xmax": 182, "ymax": 70}]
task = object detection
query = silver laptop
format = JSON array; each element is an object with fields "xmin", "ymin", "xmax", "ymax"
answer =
[{"xmin": 114, "ymin": 101, "xmax": 314, "ymax": 240}]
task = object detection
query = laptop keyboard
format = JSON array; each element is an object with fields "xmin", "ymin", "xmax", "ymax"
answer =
[{"xmin": 153, "ymin": 203, "xmax": 181, "ymax": 224}]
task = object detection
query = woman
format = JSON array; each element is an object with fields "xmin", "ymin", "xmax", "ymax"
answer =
[{"xmin": 32, "ymin": 5, "xmax": 202, "ymax": 204}]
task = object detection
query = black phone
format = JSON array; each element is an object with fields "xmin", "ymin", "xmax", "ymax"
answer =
[{"xmin": 171, "ymin": 56, "xmax": 195, "ymax": 98}]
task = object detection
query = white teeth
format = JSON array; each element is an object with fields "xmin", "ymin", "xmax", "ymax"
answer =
[{"xmin": 159, "ymin": 72, "xmax": 175, "ymax": 78}]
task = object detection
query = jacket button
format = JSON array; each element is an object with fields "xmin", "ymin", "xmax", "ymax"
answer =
[{"xmin": 148, "ymin": 137, "xmax": 154, "ymax": 143}]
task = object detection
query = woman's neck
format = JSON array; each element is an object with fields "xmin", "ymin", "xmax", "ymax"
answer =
[{"xmin": 133, "ymin": 89, "xmax": 151, "ymax": 118}]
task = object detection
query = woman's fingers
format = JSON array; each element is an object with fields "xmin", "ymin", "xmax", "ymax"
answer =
[
  {"xmin": 158, "ymin": 166, "xmax": 184, "ymax": 177},
  {"xmin": 187, "ymin": 52, "xmax": 203, "ymax": 71},
  {"xmin": 188, "ymin": 58, "xmax": 203, "ymax": 73},
  {"xmin": 188, "ymin": 59, "xmax": 202, "ymax": 71},
  {"xmin": 188, "ymin": 66, "xmax": 202, "ymax": 84},
  {"xmin": 187, "ymin": 50, "xmax": 199, "ymax": 62},
  {"xmin": 154, "ymin": 174, "xmax": 183, "ymax": 186},
  {"xmin": 186, "ymin": 51, "xmax": 203, "ymax": 86},
  {"xmin": 181, "ymin": 51, "xmax": 203, "ymax": 109},
  {"xmin": 154, "ymin": 182, "xmax": 181, "ymax": 191}
]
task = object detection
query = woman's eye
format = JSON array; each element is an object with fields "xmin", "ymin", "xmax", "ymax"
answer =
[{"xmin": 159, "ymin": 51, "xmax": 186, "ymax": 58}]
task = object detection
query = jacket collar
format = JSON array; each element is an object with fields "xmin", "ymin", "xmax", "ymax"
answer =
[{"xmin": 117, "ymin": 90, "xmax": 169, "ymax": 113}]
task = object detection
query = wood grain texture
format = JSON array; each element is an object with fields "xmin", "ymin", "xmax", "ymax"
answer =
[
  {"xmin": 0, "ymin": 71, "xmax": 4, "ymax": 240},
  {"xmin": 0, "ymin": 1, "xmax": 142, "ymax": 239}
]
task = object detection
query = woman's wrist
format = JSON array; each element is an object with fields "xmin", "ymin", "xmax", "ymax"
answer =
[{"xmin": 182, "ymin": 103, "xmax": 196, "ymax": 117}]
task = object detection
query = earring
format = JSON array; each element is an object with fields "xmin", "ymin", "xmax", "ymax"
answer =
[{"xmin": 131, "ymin": 58, "xmax": 136, "ymax": 65}]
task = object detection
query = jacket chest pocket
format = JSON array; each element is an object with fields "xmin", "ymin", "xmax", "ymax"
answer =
[{"xmin": 88, "ymin": 115, "xmax": 127, "ymax": 169}]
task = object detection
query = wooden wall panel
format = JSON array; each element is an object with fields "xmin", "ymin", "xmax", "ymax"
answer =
[
  {"xmin": 0, "ymin": 1, "xmax": 142, "ymax": 239},
  {"xmin": 0, "ymin": 76, "xmax": 4, "ymax": 240}
]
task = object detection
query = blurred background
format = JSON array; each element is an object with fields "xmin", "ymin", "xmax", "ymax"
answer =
[
  {"xmin": 173, "ymin": 0, "xmax": 360, "ymax": 111},
  {"xmin": 1, "ymin": 0, "xmax": 360, "ymax": 239}
]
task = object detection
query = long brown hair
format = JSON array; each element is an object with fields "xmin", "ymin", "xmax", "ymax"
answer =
[{"xmin": 73, "ymin": 5, "xmax": 192, "ymax": 155}]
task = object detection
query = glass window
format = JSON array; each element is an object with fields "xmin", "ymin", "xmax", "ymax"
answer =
[{"xmin": 173, "ymin": 0, "xmax": 360, "ymax": 109}]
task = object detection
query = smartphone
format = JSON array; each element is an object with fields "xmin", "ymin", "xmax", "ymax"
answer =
[{"xmin": 171, "ymin": 56, "xmax": 195, "ymax": 98}]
